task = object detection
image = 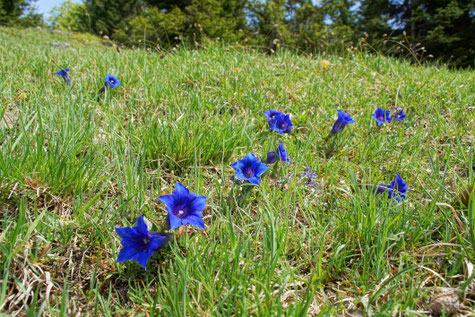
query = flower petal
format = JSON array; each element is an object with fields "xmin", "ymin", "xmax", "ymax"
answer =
[
  {"xmin": 182, "ymin": 215, "xmax": 205, "ymax": 229},
  {"xmin": 120, "ymin": 238, "xmax": 143, "ymax": 249},
  {"xmin": 388, "ymin": 174, "xmax": 407, "ymax": 201},
  {"xmin": 168, "ymin": 213, "xmax": 183, "ymax": 230},
  {"xmin": 255, "ymin": 163, "xmax": 268, "ymax": 177},
  {"xmin": 136, "ymin": 249, "xmax": 151, "ymax": 270},
  {"xmin": 174, "ymin": 182, "xmax": 190, "ymax": 200},
  {"xmin": 267, "ymin": 151, "xmax": 277, "ymax": 164},
  {"xmin": 247, "ymin": 176, "xmax": 260, "ymax": 186},
  {"xmin": 331, "ymin": 119, "xmax": 342, "ymax": 134},
  {"xmin": 150, "ymin": 232, "xmax": 171, "ymax": 250},
  {"xmin": 373, "ymin": 183, "xmax": 389, "ymax": 195},
  {"xmin": 278, "ymin": 141, "xmax": 291, "ymax": 163},
  {"xmin": 263, "ymin": 110, "xmax": 282, "ymax": 123},
  {"xmin": 158, "ymin": 194, "xmax": 176, "ymax": 213},
  {"xmin": 115, "ymin": 226, "xmax": 142, "ymax": 240},
  {"xmin": 187, "ymin": 195, "xmax": 207, "ymax": 216},
  {"xmin": 117, "ymin": 245, "xmax": 140, "ymax": 263},
  {"xmin": 135, "ymin": 216, "xmax": 149, "ymax": 235},
  {"xmin": 231, "ymin": 159, "xmax": 245, "ymax": 171},
  {"xmin": 233, "ymin": 168, "xmax": 248, "ymax": 181},
  {"xmin": 243, "ymin": 153, "xmax": 257, "ymax": 162},
  {"xmin": 332, "ymin": 110, "xmax": 355, "ymax": 134}
]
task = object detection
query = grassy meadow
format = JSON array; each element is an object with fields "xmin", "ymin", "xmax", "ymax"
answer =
[{"xmin": 0, "ymin": 27, "xmax": 474, "ymax": 315}]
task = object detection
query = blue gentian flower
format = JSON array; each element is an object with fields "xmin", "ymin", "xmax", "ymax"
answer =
[
  {"xmin": 267, "ymin": 141, "xmax": 291, "ymax": 164},
  {"xmin": 158, "ymin": 182, "xmax": 207, "ymax": 230},
  {"xmin": 387, "ymin": 174, "xmax": 407, "ymax": 201},
  {"xmin": 391, "ymin": 108, "xmax": 406, "ymax": 121},
  {"xmin": 54, "ymin": 68, "xmax": 71, "ymax": 85},
  {"xmin": 373, "ymin": 174, "xmax": 407, "ymax": 201},
  {"xmin": 331, "ymin": 110, "xmax": 355, "ymax": 134},
  {"xmin": 264, "ymin": 110, "xmax": 284, "ymax": 126},
  {"xmin": 270, "ymin": 113, "xmax": 293, "ymax": 134},
  {"xmin": 266, "ymin": 151, "xmax": 277, "ymax": 164},
  {"xmin": 372, "ymin": 107, "xmax": 391, "ymax": 125},
  {"xmin": 277, "ymin": 141, "xmax": 291, "ymax": 163},
  {"xmin": 115, "ymin": 216, "xmax": 170, "ymax": 270},
  {"xmin": 372, "ymin": 183, "xmax": 389, "ymax": 195},
  {"xmin": 104, "ymin": 74, "xmax": 121, "ymax": 88},
  {"xmin": 230, "ymin": 175, "xmax": 243, "ymax": 183},
  {"xmin": 231, "ymin": 153, "xmax": 268, "ymax": 186}
]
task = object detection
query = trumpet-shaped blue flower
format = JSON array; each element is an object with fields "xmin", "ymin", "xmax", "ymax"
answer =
[
  {"xmin": 331, "ymin": 110, "xmax": 355, "ymax": 134},
  {"xmin": 387, "ymin": 174, "xmax": 407, "ymax": 201},
  {"xmin": 270, "ymin": 113, "xmax": 293, "ymax": 134},
  {"xmin": 266, "ymin": 151, "xmax": 277, "ymax": 165},
  {"xmin": 267, "ymin": 141, "xmax": 291, "ymax": 164},
  {"xmin": 391, "ymin": 108, "xmax": 406, "ymax": 121},
  {"xmin": 264, "ymin": 110, "xmax": 283, "ymax": 126},
  {"xmin": 372, "ymin": 183, "xmax": 389, "ymax": 195},
  {"xmin": 158, "ymin": 182, "xmax": 207, "ymax": 230},
  {"xmin": 231, "ymin": 153, "xmax": 268, "ymax": 186},
  {"xmin": 115, "ymin": 216, "xmax": 170, "ymax": 270},
  {"xmin": 373, "ymin": 174, "xmax": 407, "ymax": 201},
  {"xmin": 54, "ymin": 68, "xmax": 71, "ymax": 85},
  {"xmin": 372, "ymin": 107, "xmax": 391, "ymax": 125},
  {"xmin": 104, "ymin": 74, "xmax": 121, "ymax": 88}
]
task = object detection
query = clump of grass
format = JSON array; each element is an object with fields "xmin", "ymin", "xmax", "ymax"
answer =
[{"xmin": 0, "ymin": 26, "xmax": 474, "ymax": 315}]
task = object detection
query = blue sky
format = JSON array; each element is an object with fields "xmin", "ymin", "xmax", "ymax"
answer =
[{"xmin": 35, "ymin": 0, "xmax": 81, "ymax": 16}]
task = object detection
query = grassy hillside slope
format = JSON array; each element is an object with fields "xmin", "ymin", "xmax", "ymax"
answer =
[{"xmin": 0, "ymin": 27, "xmax": 474, "ymax": 315}]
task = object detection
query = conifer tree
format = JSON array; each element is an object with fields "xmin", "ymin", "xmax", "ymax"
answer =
[
  {"xmin": 248, "ymin": 0, "xmax": 294, "ymax": 49},
  {"xmin": 389, "ymin": 0, "xmax": 474, "ymax": 66},
  {"xmin": 359, "ymin": 0, "xmax": 392, "ymax": 39},
  {"xmin": 318, "ymin": 0, "xmax": 360, "ymax": 51},
  {"xmin": 0, "ymin": 0, "xmax": 40, "ymax": 25},
  {"xmin": 183, "ymin": 0, "xmax": 248, "ymax": 43},
  {"xmin": 84, "ymin": 0, "xmax": 143, "ymax": 36},
  {"xmin": 286, "ymin": 0, "xmax": 326, "ymax": 50},
  {"xmin": 144, "ymin": 0, "xmax": 189, "ymax": 10},
  {"xmin": 49, "ymin": 0, "xmax": 88, "ymax": 32}
]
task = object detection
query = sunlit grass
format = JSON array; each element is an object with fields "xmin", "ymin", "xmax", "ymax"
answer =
[{"xmin": 0, "ymin": 26, "xmax": 474, "ymax": 315}]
